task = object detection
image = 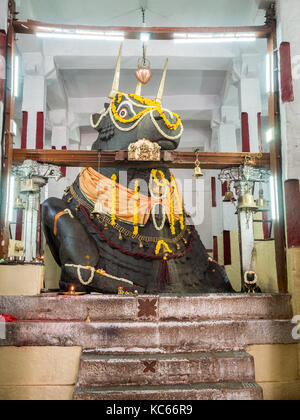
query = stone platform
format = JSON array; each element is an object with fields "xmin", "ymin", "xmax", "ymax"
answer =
[{"xmin": 0, "ymin": 293, "xmax": 297, "ymax": 400}]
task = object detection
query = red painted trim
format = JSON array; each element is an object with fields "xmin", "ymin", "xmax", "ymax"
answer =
[
  {"xmin": 21, "ymin": 111, "xmax": 28, "ymax": 149},
  {"xmin": 257, "ymin": 112, "xmax": 263, "ymax": 153},
  {"xmin": 262, "ymin": 211, "xmax": 270, "ymax": 240},
  {"xmin": 223, "ymin": 230, "xmax": 232, "ymax": 265},
  {"xmin": 241, "ymin": 112, "xmax": 250, "ymax": 153},
  {"xmin": 285, "ymin": 179, "xmax": 300, "ymax": 248},
  {"xmin": 213, "ymin": 236, "xmax": 218, "ymax": 263},
  {"xmin": 222, "ymin": 182, "xmax": 227, "ymax": 197},
  {"xmin": 0, "ymin": 32, "xmax": 7, "ymax": 103},
  {"xmin": 36, "ymin": 112, "xmax": 44, "ymax": 149},
  {"xmin": 280, "ymin": 42, "xmax": 294, "ymax": 103},
  {"xmin": 211, "ymin": 177, "xmax": 217, "ymax": 207},
  {"xmin": 61, "ymin": 146, "xmax": 67, "ymax": 177},
  {"xmin": 15, "ymin": 210, "xmax": 23, "ymax": 241}
]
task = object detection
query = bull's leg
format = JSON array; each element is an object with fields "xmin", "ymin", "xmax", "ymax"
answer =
[
  {"xmin": 42, "ymin": 198, "xmax": 144, "ymax": 294},
  {"xmin": 42, "ymin": 198, "xmax": 100, "ymax": 291}
]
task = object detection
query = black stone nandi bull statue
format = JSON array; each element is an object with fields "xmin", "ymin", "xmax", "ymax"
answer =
[{"xmin": 42, "ymin": 47, "xmax": 234, "ymax": 295}]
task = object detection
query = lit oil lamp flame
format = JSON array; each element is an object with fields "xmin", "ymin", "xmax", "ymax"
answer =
[{"xmin": 69, "ymin": 285, "xmax": 76, "ymax": 294}]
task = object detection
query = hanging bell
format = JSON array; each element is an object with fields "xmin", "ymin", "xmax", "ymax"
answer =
[
  {"xmin": 237, "ymin": 193, "xmax": 258, "ymax": 211},
  {"xmin": 20, "ymin": 178, "xmax": 38, "ymax": 194},
  {"xmin": 14, "ymin": 197, "xmax": 25, "ymax": 210},
  {"xmin": 92, "ymin": 196, "xmax": 105, "ymax": 215},
  {"xmin": 223, "ymin": 191, "xmax": 236, "ymax": 203},
  {"xmin": 193, "ymin": 151, "xmax": 204, "ymax": 179},
  {"xmin": 193, "ymin": 165, "xmax": 203, "ymax": 179},
  {"xmin": 256, "ymin": 189, "xmax": 269, "ymax": 212},
  {"xmin": 135, "ymin": 58, "xmax": 153, "ymax": 85}
]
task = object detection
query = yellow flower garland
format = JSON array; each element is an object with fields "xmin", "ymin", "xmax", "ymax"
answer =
[
  {"xmin": 155, "ymin": 240, "xmax": 173, "ymax": 256},
  {"xmin": 111, "ymin": 93, "xmax": 182, "ymax": 131},
  {"xmin": 171, "ymin": 175, "xmax": 185, "ymax": 231},
  {"xmin": 111, "ymin": 174, "xmax": 117, "ymax": 226},
  {"xmin": 133, "ymin": 180, "xmax": 139, "ymax": 236}
]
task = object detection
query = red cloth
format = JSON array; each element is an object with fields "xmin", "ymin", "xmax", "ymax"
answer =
[{"xmin": 1, "ymin": 314, "xmax": 18, "ymax": 322}]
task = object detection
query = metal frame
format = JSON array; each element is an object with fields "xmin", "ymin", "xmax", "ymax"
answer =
[{"xmin": 0, "ymin": 3, "xmax": 288, "ymax": 293}]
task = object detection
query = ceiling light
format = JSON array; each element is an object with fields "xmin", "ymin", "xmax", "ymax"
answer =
[
  {"xmin": 13, "ymin": 56, "xmax": 19, "ymax": 98},
  {"xmin": 36, "ymin": 32, "xmax": 124, "ymax": 41},
  {"xmin": 266, "ymin": 128, "xmax": 274, "ymax": 143},
  {"xmin": 173, "ymin": 32, "xmax": 256, "ymax": 43},
  {"xmin": 140, "ymin": 32, "xmax": 151, "ymax": 42}
]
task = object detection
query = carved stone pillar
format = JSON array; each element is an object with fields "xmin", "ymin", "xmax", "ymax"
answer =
[{"xmin": 12, "ymin": 160, "xmax": 61, "ymax": 262}]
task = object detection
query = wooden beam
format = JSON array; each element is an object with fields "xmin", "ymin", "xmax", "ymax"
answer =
[
  {"xmin": 13, "ymin": 20, "xmax": 272, "ymax": 40},
  {"xmin": 267, "ymin": 5, "xmax": 288, "ymax": 293},
  {"xmin": 0, "ymin": 22, "xmax": 16, "ymax": 259},
  {"xmin": 12, "ymin": 149, "xmax": 270, "ymax": 170}
]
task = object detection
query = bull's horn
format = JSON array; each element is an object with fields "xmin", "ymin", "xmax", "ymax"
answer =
[
  {"xmin": 156, "ymin": 58, "xmax": 168, "ymax": 103},
  {"xmin": 135, "ymin": 81, "xmax": 142, "ymax": 96},
  {"xmin": 109, "ymin": 44, "xmax": 123, "ymax": 99}
]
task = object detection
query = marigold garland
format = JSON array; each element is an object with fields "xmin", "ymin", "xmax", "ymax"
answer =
[
  {"xmin": 152, "ymin": 169, "xmax": 168, "ymax": 188},
  {"xmin": 171, "ymin": 174, "xmax": 185, "ymax": 231},
  {"xmin": 133, "ymin": 180, "xmax": 139, "ymax": 236},
  {"xmin": 111, "ymin": 93, "xmax": 182, "ymax": 131},
  {"xmin": 155, "ymin": 240, "xmax": 173, "ymax": 256},
  {"xmin": 111, "ymin": 174, "xmax": 117, "ymax": 226}
]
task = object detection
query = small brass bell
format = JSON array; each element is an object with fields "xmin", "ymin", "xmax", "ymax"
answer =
[
  {"xmin": 193, "ymin": 165, "xmax": 204, "ymax": 179},
  {"xmin": 256, "ymin": 188, "xmax": 269, "ymax": 212},
  {"xmin": 92, "ymin": 196, "xmax": 105, "ymax": 215},
  {"xmin": 193, "ymin": 151, "xmax": 204, "ymax": 179},
  {"xmin": 223, "ymin": 191, "xmax": 236, "ymax": 203},
  {"xmin": 14, "ymin": 197, "xmax": 25, "ymax": 210},
  {"xmin": 223, "ymin": 180, "xmax": 236, "ymax": 203},
  {"xmin": 237, "ymin": 193, "xmax": 258, "ymax": 211},
  {"xmin": 20, "ymin": 178, "xmax": 37, "ymax": 194}
]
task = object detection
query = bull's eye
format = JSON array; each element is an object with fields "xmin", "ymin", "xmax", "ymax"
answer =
[{"xmin": 118, "ymin": 107, "xmax": 129, "ymax": 119}]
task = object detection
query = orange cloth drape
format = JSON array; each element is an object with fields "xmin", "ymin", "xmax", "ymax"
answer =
[{"xmin": 79, "ymin": 167, "xmax": 184, "ymax": 226}]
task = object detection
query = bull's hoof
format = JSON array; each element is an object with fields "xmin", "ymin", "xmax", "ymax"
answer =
[{"xmin": 60, "ymin": 265, "xmax": 145, "ymax": 295}]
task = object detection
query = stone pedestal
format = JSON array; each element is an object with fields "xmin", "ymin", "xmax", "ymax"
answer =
[{"xmin": 0, "ymin": 265, "xmax": 44, "ymax": 296}]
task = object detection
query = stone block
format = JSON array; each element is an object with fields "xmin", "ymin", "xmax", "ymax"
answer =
[
  {"xmin": 78, "ymin": 351, "xmax": 255, "ymax": 387},
  {"xmin": 259, "ymin": 381, "xmax": 300, "ymax": 401},
  {"xmin": 74, "ymin": 382, "xmax": 263, "ymax": 400},
  {"xmin": 0, "ymin": 265, "xmax": 44, "ymax": 296},
  {"xmin": 0, "ymin": 385, "xmax": 75, "ymax": 401},
  {"xmin": 0, "ymin": 347, "xmax": 81, "ymax": 386},
  {"xmin": 246, "ymin": 344, "xmax": 299, "ymax": 382}
]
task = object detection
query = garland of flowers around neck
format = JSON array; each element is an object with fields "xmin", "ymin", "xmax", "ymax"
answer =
[
  {"xmin": 152, "ymin": 170, "xmax": 177, "ymax": 235},
  {"xmin": 171, "ymin": 174, "xmax": 185, "ymax": 231},
  {"xmin": 111, "ymin": 174, "xmax": 117, "ymax": 226},
  {"xmin": 133, "ymin": 180, "xmax": 139, "ymax": 236}
]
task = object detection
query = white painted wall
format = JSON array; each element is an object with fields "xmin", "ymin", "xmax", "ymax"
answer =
[{"xmin": 277, "ymin": 0, "xmax": 300, "ymax": 181}]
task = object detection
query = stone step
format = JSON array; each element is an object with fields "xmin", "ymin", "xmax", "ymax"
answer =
[
  {"xmin": 74, "ymin": 382, "xmax": 263, "ymax": 400},
  {"xmin": 2, "ymin": 319, "xmax": 296, "ymax": 352},
  {"xmin": 0, "ymin": 294, "xmax": 293, "ymax": 322},
  {"xmin": 77, "ymin": 351, "xmax": 255, "ymax": 387}
]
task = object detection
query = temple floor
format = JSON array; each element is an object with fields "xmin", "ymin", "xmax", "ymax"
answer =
[{"xmin": 0, "ymin": 293, "xmax": 299, "ymax": 400}]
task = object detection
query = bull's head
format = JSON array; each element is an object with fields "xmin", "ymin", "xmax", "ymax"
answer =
[{"xmin": 91, "ymin": 46, "xmax": 183, "ymax": 152}]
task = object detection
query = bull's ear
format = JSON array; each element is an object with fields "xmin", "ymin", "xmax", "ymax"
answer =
[
  {"xmin": 91, "ymin": 113, "xmax": 102, "ymax": 131},
  {"xmin": 104, "ymin": 103, "xmax": 110, "ymax": 110}
]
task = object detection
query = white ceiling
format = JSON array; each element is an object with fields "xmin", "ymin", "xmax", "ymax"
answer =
[
  {"xmin": 14, "ymin": 0, "xmax": 271, "ymax": 150},
  {"xmin": 16, "ymin": 0, "xmax": 268, "ymax": 27}
]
